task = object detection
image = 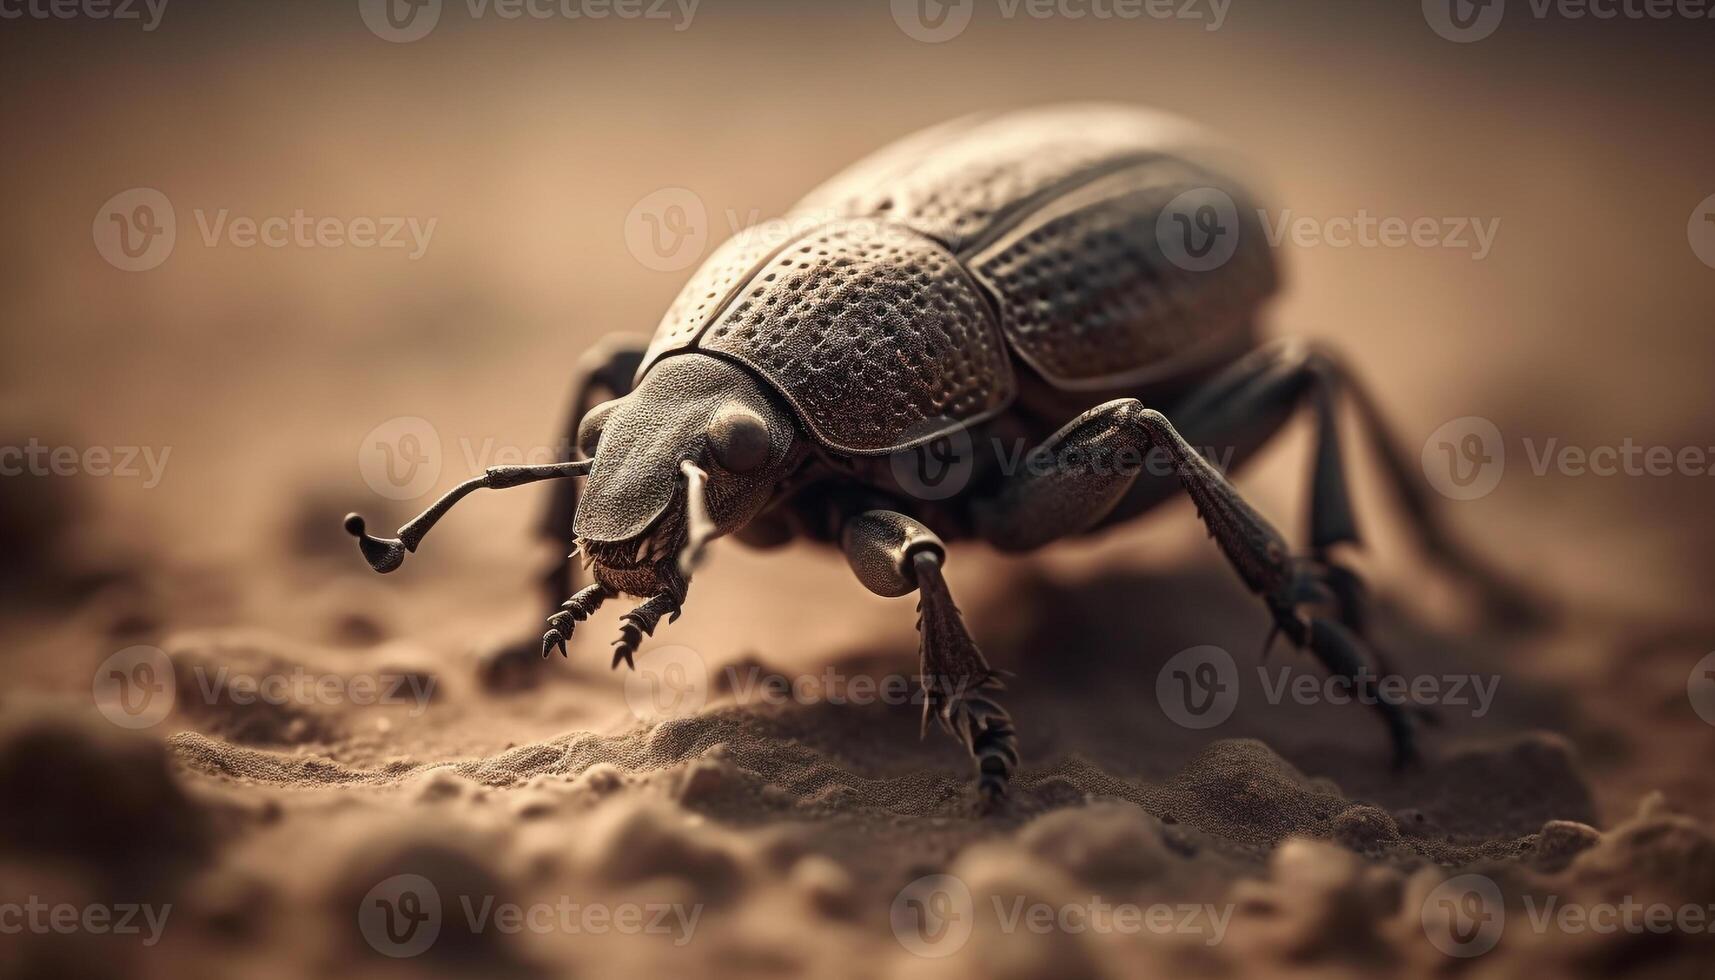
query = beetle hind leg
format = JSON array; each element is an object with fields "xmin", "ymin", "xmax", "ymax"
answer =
[
  {"xmin": 972, "ymin": 399, "xmax": 1417, "ymax": 767},
  {"xmin": 1173, "ymin": 339, "xmax": 1540, "ymax": 627}
]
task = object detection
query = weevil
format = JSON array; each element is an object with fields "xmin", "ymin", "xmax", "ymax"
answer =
[{"xmin": 346, "ymin": 104, "xmax": 1527, "ymax": 803}]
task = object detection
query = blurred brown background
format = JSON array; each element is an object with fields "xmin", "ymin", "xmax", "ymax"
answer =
[
  {"xmin": 2, "ymin": 0, "xmax": 1714, "ymax": 788},
  {"xmin": 4, "ymin": 4, "xmax": 1715, "ymax": 977},
  {"xmin": 4, "ymin": 0, "xmax": 1713, "ymax": 612}
]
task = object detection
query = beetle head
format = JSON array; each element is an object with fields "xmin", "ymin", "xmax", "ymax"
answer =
[{"xmin": 572, "ymin": 353, "xmax": 799, "ymax": 579}]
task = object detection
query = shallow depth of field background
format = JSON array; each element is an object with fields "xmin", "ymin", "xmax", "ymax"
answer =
[
  {"xmin": 4, "ymin": 3, "xmax": 1715, "ymax": 978},
  {"xmin": 3, "ymin": 0, "xmax": 1714, "ymax": 803}
]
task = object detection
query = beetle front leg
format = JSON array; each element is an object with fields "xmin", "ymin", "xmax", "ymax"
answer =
[
  {"xmin": 972, "ymin": 399, "xmax": 1417, "ymax": 767},
  {"xmin": 841, "ymin": 510, "xmax": 1018, "ymax": 805},
  {"xmin": 610, "ymin": 590, "xmax": 684, "ymax": 671},
  {"xmin": 540, "ymin": 582, "xmax": 615, "ymax": 659}
]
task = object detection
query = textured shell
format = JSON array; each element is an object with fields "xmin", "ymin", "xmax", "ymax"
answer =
[{"xmin": 638, "ymin": 103, "xmax": 1279, "ymax": 452}]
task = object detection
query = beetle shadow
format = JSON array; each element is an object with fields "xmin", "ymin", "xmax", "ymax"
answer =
[{"xmin": 805, "ymin": 553, "xmax": 1603, "ymax": 837}]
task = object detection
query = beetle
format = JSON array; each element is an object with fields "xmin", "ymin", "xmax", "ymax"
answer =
[{"xmin": 345, "ymin": 103, "xmax": 1526, "ymax": 803}]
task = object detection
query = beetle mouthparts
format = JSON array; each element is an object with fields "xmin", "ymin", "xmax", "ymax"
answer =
[{"xmin": 344, "ymin": 513, "xmax": 407, "ymax": 573}]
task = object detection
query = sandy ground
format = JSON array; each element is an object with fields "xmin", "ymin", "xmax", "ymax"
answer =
[{"xmin": 3, "ymin": 2, "xmax": 1715, "ymax": 978}]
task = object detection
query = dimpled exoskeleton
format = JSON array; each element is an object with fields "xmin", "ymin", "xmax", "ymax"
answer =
[{"xmin": 346, "ymin": 104, "xmax": 1533, "ymax": 807}]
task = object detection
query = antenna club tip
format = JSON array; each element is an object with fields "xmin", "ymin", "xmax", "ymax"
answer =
[{"xmin": 343, "ymin": 513, "xmax": 367, "ymax": 537}]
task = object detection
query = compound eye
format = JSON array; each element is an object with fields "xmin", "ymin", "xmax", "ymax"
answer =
[
  {"xmin": 707, "ymin": 403, "xmax": 771, "ymax": 473},
  {"xmin": 577, "ymin": 399, "xmax": 620, "ymax": 457}
]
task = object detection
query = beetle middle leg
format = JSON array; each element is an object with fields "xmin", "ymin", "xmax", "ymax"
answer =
[
  {"xmin": 971, "ymin": 399, "xmax": 1418, "ymax": 766},
  {"xmin": 840, "ymin": 510, "xmax": 1018, "ymax": 805}
]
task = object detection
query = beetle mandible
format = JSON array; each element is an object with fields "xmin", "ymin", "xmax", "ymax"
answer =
[{"xmin": 345, "ymin": 104, "xmax": 1525, "ymax": 803}]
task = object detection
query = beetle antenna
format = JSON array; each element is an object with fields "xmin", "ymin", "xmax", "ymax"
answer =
[
  {"xmin": 345, "ymin": 460, "xmax": 592, "ymax": 574},
  {"xmin": 677, "ymin": 459, "xmax": 716, "ymax": 578}
]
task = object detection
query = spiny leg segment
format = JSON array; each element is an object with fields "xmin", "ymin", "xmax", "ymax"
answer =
[{"xmin": 542, "ymin": 582, "xmax": 614, "ymax": 659}]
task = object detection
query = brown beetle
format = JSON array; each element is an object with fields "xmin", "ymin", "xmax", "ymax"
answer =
[{"xmin": 346, "ymin": 104, "xmax": 1525, "ymax": 802}]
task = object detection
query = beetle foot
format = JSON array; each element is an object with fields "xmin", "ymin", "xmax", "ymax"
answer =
[
  {"xmin": 610, "ymin": 592, "xmax": 682, "ymax": 671},
  {"xmin": 913, "ymin": 550, "xmax": 1017, "ymax": 803},
  {"xmin": 1272, "ymin": 603, "xmax": 1419, "ymax": 768},
  {"xmin": 540, "ymin": 583, "xmax": 611, "ymax": 659},
  {"xmin": 611, "ymin": 626, "xmax": 641, "ymax": 671},
  {"xmin": 923, "ymin": 671, "xmax": 1017, "ymax": 805},
  {"xmin": 541, "ymin": 610, "xmax": 575, "ymax": 659}
]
